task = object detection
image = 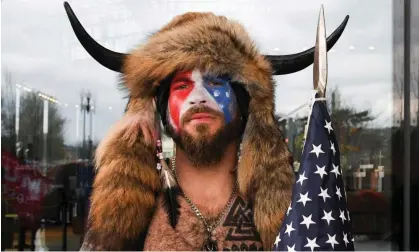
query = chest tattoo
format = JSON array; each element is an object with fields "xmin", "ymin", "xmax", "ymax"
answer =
[{"xmin": 221, "ymin": 196, "xmax": 263, "ymax": 250}]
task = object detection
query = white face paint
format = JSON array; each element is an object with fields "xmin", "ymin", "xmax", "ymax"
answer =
[
  {"xmin": 167, "ymin": 68, "xmax": 238, "ymax": 132},
  {"xmin": 178, "ymin": 69, "xmax": 221, "ymax": 119}
]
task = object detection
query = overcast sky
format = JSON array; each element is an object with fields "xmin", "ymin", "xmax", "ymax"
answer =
[{"xmin": 2, "ymin": 0, "xmax": 412, "ymax": 145}]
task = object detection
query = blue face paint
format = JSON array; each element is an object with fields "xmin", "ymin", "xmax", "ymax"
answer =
[{"xmin": 203, "ymin": 75, "xmax": 237, "ymax": 124}]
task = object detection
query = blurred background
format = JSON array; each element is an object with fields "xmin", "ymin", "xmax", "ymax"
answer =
[{"xmin": 1, "ymin": 0, "xmax": 418, "ymax": 250}]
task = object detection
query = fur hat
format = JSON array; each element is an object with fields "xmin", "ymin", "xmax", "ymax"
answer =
[{"xmin": 64, "ymin": 2, "xmax": 348, "ymax": 250}]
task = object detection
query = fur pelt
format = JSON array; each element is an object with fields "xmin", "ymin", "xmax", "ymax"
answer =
[{"xmin": 86, "ymin": 12, "xmax": 294, "ymax": 250}]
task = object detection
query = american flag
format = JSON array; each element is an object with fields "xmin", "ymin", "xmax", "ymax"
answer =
[{"xmin": 273, "ymin": 92, "xmax": 355, "ymax": 251}]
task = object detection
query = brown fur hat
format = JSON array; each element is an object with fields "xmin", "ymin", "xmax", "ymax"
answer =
[{"xmin": 64, "ymin": 3, "xmax": 348, "ymax": 250}]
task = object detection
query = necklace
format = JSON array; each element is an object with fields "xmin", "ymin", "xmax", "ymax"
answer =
[{"xmin": 171, "ymin": 156, "xmax": 238, "ymax": 251}]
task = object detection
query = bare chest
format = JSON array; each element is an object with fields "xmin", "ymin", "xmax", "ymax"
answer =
[{"xmin": 144, "ymin": 195, "xmax": 264, "ymax": 251}]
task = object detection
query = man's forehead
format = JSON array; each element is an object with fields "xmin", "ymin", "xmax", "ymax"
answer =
[
  {"xmin": 172, "ymin": 71, "xmax": 192, "ymax": 80},
  {"xmin": 171, "ymin": 69, "xmax": 231, "ymax": 82}
]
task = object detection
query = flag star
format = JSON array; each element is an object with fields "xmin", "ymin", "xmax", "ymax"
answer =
[
  {"xmin": 213, "ymin": 90, "xmax": 220, "ymax": 97},
  {"xmin": 321, "ymin": 210, "xmax": 335, "ymax": 225},
  {"xmin": 336, "ymin": 186, "xmax": 343, "ymax": 200},
  {"xmin": 287, "ymin": 244, "xmax": 296, "ymax": 252},
  {"xmin": 318, "ymin": 187, "xmax": 331, "ymax": 202},
  {"xmin": 297, "ymin": 171, "xmax": 308, "ymax": 186},
  {"xmin": 310, "ymin": 144, "xmax": 325, "ymax": 158},
  {"xmin": 286, "ymin": 204, "xmax": 292, "ymax": 216},
  {"xmin": 314, "ymin": 165, "xmax": 327, "ymax": 179},
  {"xmin": 324, "ymin": 119, "xmax": 333, "ymax": 134},
  {"xmin": 351, "ymin": 237, "xmax": 355, "ymax": 243},
  {"xmin": 285, "ymin": 222, "xmax": 296, "ymax": 237},
  {"xmin": 347, "ymin": 209, "xmax": 351, "ymax": 221},
  {"xmin": 325, "ymin": 233, "xmax": 339, "ymax": 249},
  {"xmin": 300, "ymin": 214, "xmax": 316, "ymax": 229},
  {"xmin": 225, "ymin": 91, "xmax": 230, "ymax": 97},
  {"xmin": 343, "ymin": 232, "xmax": 350, "ymax": 247},
  {"xmin": 297, "ymin": 192, "xmax": 312, "ymax": 207},
  {"xmin": 330, "ymin": 141, "xmax": 337, "ymax": 155},
  {"xmin": 339, "ymin": 209, "xmax": 347, "ymax": 223},
  {"xmin": 304, "ymin": 237, "xmax": 320, "ymax": 252},
  {"xmin": 330, "ymin": 164, "xmax": 341, "ymax": 178},
  {"xmin": 274, "ymin": 234, "xmax": 281, "ymax": 246}
]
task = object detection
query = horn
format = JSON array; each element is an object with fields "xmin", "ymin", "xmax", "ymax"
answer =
[
  {"xmin": 63, "ymin": 2, "xmax": 126, "ymax": 72},
  {"xmin": 265, "ymin": 15, "xmax": 349, "ymax": 75}
]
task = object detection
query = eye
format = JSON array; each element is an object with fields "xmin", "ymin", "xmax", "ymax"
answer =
[
  {"xmin": 175, "ymin": 84, "xmax": 188, "ymax": 90},
  {"xmin": 172, "ymin": 81, "xmax": 191, "ymax": 90},
  {"xmin": 208, "ymin": 80, "xmax": 224, "ymax": 87}
]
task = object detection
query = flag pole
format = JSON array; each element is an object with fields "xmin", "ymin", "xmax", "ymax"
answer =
[
  {"xmin": 304, "ymin": 4, "xmax": 328, "ymax": 141},
  {"xmin": 313, "ymin": 5, "xmax": 328, "ymax": 98}
]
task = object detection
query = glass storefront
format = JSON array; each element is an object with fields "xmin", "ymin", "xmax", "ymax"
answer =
[{"xmin": 2, "ymin": 0, "xmax": 417, "ymax": 250}]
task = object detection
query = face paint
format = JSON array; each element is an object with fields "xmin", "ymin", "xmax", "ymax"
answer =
[{"xmin": 167, "ymin": 69, "xmax": 237, "ymax": 131}]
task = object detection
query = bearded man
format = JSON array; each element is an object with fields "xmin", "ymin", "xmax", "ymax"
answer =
[{"xmin": 63, "ymin": 3, "xmax": 348, "ymax": 250}]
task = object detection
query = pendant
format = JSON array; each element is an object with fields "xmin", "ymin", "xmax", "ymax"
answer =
[{"xmin": 202, "ymin": 237, "xmax": 218, "ymax": 251}]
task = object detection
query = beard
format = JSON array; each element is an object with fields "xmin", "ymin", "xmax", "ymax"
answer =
[{"xmin": 165, "ymin": 106, "xmax": 243, "ymax": 167}]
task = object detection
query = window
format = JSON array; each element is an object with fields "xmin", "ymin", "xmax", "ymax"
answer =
[{"xmin": 2, "ymin": 0, "xmax": 416, "ymax": 250}]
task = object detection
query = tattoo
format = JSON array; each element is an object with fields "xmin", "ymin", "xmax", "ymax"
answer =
[
  {"xmin": 222, "ymin": 196, "xmax": 261, "ymax": 242},
  {"xmin": 222, "ymin": 243, "xmax": 264, "ymax": 251}
]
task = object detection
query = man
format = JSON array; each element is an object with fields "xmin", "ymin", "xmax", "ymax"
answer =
[{"xmin": 63, "ymin": 3, "xmax": 348, "ymax": 250}]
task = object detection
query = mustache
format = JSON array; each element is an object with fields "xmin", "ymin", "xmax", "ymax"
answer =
[{"xmin": 181, "ymin": 106, "xmax": 224, "ymax": 124}]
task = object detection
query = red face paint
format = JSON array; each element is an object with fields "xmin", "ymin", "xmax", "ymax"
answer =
[
  {"xmin": 168, "ymin": 71, "xmax": 194, "ymax": 130},
  {"xmin": 167, "ymin": 69, "xmax": 237, "ymax": 131}
]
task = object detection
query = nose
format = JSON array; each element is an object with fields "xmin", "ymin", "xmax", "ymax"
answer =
[
  {"xmin": 187, "ymin": 84, "xmax": 210, "ymax": 106},
  {"xmin": 188, "ymin": 92, "xmax": 208, "ymax": 105},
  {"xmin": 189, "ymin": 99, "xmax": 207, "ymax": 105}
]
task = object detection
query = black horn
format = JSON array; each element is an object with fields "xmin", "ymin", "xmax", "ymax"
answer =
[
  {"xmin": 63, "ymin": 2, "xmax": 126, "ymax": 72},
  {"xmin": 266, "ymin": 15, "xmax": 349, "ymax": 75}
]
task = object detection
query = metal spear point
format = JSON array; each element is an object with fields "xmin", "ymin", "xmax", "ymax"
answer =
[{"xmin": 313, "ymin": 5, "xmax": 328, "ymax": 98}]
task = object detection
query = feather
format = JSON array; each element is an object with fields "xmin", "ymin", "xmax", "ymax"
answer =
[
  {"xmin": 159, "ymin": 158, "xmax": 181, "ymax": 229},
  {"xmin": 153, "ymin": 102, "xmax": 180, "ymax": 228}
]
